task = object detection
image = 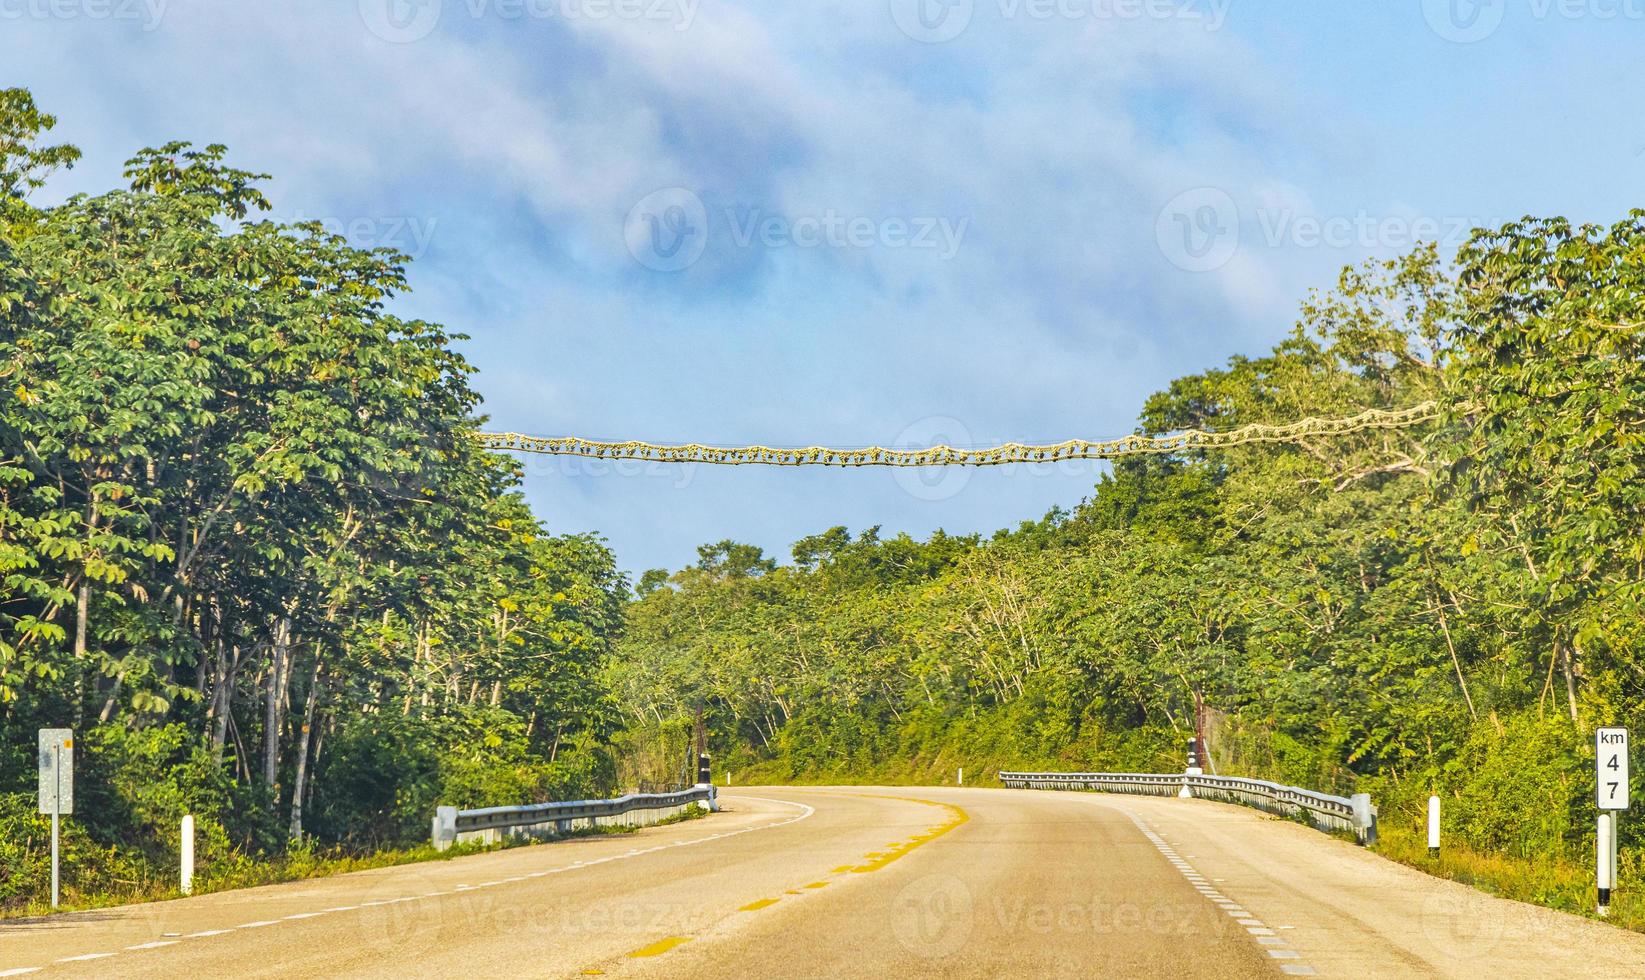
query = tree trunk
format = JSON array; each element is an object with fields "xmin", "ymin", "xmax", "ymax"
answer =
[
  {"xmin": 73, "ymin": 578, "xmax": 90, "ymax": 660},
  {"xmin": 97, "ymin": 670, "xmax": 125, "ymax": 723},
  {"xmin": 264, "ymin": 617, "xmax": 291, "ymax": 786},
  {"xmin": 1563, "ymin": 642, "xmax": 1580, "ymax": 722},
  {"xmin": 210, "ymin": 640, "xmax": 232, "ymax": 762},
  {"xmin": 288, "ymin": 659, "xmax": 323, "ymax": 841}
]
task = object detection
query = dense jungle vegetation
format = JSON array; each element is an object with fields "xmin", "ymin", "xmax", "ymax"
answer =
[
  {"xmin": 0, "ymin": 91, "xmax": 627, "ymax": 910},
  {"xmin": 615, "ymin": 205, "xmax": 1645, "ymax": 870},
  {"xmin": 6, "ymin": 84, "xmax": 1645, "ymax": 915}
]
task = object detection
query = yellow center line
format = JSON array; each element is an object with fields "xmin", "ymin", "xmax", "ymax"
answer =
[
  {"xmin": 626, "ymin": 936, "xmax": 690, "ymax": 958},
  {"xmin": 604, "ymin": 794, "xmax": 969, "ymax": 969},
  {"xmin": 842, "ymin": 795, "xmax": 969, "ymax": 873}
]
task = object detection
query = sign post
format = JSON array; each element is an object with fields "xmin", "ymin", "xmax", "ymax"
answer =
[
  {"xmin": 38, "ymin": 728, "xmax": 74, "ymax": 910},
  {"xmin": 1596, "ymin": 726, "xmax": 1629, "ymax": 915}
]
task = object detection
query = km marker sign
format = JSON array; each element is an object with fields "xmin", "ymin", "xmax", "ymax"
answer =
[
  {"xmin": 1597, "ymin": 726, "xmax": 1630, "ymax": 810},
  {"xmin": 1595, "ymin": 726, "xmax": 1629, "ymax": 915}
]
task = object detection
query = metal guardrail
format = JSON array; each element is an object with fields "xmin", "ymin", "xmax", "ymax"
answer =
[
  {"xmin": 431, "ymin": 786, "xmax": 714, "ymax": 850},
  {"xmin": 999, "ymin": 771, "xmax": 1377, "ymax": 844}
]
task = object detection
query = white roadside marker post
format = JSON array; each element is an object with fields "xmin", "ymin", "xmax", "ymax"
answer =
[
  {"xmin": 1598, "ymin": 813, "xmax": 1615, "ymax": 916},
  {"xmin": 1427, "ymin": 795, "xmax": 1441, "ymax": 857},
  {"xmin": 1596, "ymin": 726, "xmax": 1630, "ymax": 916},
  {"xmin": 181, "ymin": 815, "xmax": 195, "ymax": 896},
  {"xmin": 958, "ymin": 767, "xmax": 963, "ymax": 786}
]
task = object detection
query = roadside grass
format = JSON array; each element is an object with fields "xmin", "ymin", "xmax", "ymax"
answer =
[
  {"xmin": 1373, "ymin": 826, "xmax": 1645, "ymax": 933},
  {"xmin": 3, "ymin": 803, "xmax": 709, "ymax": 920}
]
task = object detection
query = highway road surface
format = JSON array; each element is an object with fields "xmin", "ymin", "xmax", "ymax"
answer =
[{"xmin": 5, "ymin": 787, "xmax": 1643, "ymax": 978}]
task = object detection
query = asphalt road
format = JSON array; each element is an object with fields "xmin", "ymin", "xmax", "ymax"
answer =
[{"xmin": 6, "ymin": 787, "xmax": 1644, "ymax": 978}]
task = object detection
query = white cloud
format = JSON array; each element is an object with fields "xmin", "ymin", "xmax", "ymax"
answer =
[{"xmin": 1, "ymin": 1, "xmax": 1436, "ymax": 571}]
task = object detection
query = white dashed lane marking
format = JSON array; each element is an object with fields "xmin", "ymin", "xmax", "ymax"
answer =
[
  {"xmin": 1119, "ymin": 807, "xmax": 1321, "ymax": 978},
  {"xmin": 0, "ymin": 797, "xmax": 815, "ymax": 976}
]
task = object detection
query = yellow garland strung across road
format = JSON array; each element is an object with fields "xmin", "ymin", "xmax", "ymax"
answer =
[{"xmin": 473, "ymin": 401, "xmax": 1441, "ymax": 467}]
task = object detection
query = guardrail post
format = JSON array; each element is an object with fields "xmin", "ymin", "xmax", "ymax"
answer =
[
  {"xmin": 1351, "ymin": 793, "xmax": 1377, "ymax": 845},
  {"xmin": 432, "ymin": 805, "xmax": 457, "ymax": 851}
]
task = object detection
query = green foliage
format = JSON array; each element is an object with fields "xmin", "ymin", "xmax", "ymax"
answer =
[
  {"xmin": 612, "ymin": 224, "xmax": 1645, "ymax": 871},
  {"xmin": 0, "ymin": 90, "xmax": 626, "ymax": 912}
]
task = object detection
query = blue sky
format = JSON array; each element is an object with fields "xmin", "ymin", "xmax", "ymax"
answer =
[{"xmin": 6, "ymin": 0, "xmax": 1642, "ymax": 575}]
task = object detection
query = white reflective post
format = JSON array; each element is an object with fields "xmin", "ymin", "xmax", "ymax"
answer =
[
  {"xmin": 181, "ymin": 815, "xmax": 195, "ymax": 895},
  {"xmin": 958, "ymin": 767, "xmax": 963, "ymax": 786},
  {"xmin": 1427, "ymin": 795, "xmax": 1441, "ymax": 856},
  {"xmin": 1598, "ymin": 812, "xmax": 1615, "ymax": 915}
]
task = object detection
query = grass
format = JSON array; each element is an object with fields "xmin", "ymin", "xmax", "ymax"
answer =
[
  {"xmin": 1373, "ymin": 826, "xmax": 1645, "ymax": 933},
  {"xmin": 4, "ymin": 803, "xmax": 710, "ymax": 920}
]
